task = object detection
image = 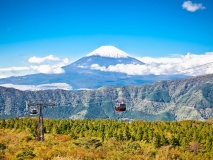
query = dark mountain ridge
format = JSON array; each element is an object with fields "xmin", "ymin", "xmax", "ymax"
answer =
[{"xmin": 0, "ymin": 74, "xmax": 213, "ymax": 121}]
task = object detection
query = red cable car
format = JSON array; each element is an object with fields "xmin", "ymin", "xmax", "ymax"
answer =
[{"xmin": 115, "ymin": 100, "xmax": 126, "ymax": 112}]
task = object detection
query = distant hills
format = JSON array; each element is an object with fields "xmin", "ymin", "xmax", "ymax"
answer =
[
  {"xmin": 1, "ymin": 74, "xmax": 212, "ymax": 121},
  {"xmin": 0, "ymin": 46, "xmax": 187, "ymax": 91}
]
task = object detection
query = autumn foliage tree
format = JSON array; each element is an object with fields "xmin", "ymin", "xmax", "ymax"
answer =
[{"xmin": 1, "ymin": 118, "xmax": 213, "ymax": 159}]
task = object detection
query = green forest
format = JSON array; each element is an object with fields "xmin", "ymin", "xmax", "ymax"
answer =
[{"xmin": 1, "ymin": 118, "xmax": 213, "ymax": 160}]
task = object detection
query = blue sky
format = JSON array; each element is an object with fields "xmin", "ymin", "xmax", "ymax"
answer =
[{"xmin": 0, "ymin": 0, "xmax": 213, "ymax": 78}]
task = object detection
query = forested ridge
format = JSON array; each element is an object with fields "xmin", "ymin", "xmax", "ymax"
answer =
[
  {"xmin": 1, "ymin": 118, "xmax": 213, "ymax": 159},
  {"xmin": 1, "ymin": 74, "xmax": 213, "ymax": 121}
]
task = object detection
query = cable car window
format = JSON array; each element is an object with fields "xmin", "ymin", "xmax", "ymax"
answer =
[{"xmin": 30, "ymin": 109, "xmax": 38, "ymax": 115}]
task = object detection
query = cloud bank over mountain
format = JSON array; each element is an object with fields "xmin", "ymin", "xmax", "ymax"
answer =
[
  {"xmin": 0, "ymin": 50, "xmax": 213, "ymax": 79},
  {"xmin": 90, "ymin": 52, "xmax": 213, "ymax": 76},
  {"xmin": 0, "ymin": 83, "xmax": 72, "ymax": 91}
]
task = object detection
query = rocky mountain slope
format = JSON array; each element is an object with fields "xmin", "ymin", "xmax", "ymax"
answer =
[{"xmin": 0, "ymin": 74, "xmax": 213, "ymax": 121}]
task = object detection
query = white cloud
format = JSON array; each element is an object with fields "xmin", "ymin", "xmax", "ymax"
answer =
[
  {"xmin": 28, "ymin": 55, "xmax": 61, "ymax": 64},
  {"xmin": 182, "ymin": 1, "xmax": 205, "ymax": 12},
  {"xmin": 90, "ymin": 52, "xmax": 213, "ymax": 76},
  {"xmin": 0, "ymin": 55, "xmax": 70, "ymax": 78},
  {"xmin": 0, "ymin": 67, "xmax": 36, "ymax": 78},
  {"xmin": 62, "ymin": 58, "xmax": 69, "ymax": 64},
  {"xmin": 0, "ymin": 83, "xmax": 72, "ymax": 91},
  {"xmin": 30, "ymin": 64, "xmax": 65, "ymax": 74}
]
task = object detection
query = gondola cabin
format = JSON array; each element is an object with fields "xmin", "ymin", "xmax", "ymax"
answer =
[
  {"xmin": 115, "ymin": 101, "xmax": 126, "ymax": 112},
  {"xmin": 30, "ymin": 109, "xmax": 38, "ymax": 115}
]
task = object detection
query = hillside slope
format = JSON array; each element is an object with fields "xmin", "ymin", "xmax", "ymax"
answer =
[{"xmin": 0, "ymin": 74, "xmax": 213, "ymax": 121}]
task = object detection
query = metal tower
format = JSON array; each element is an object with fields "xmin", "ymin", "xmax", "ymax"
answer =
[{"xmin": 26, "ymin": 101, "xmax": 56, "ymax": 141}]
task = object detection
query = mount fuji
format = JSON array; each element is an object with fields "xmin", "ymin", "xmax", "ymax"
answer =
[
  {"xmin": 0, "ymin": 46, "xmax": 186, "ymax": 90},
  {"xmin": 63, "ymin": 46, "xmax": 144, "ymax": 72}
]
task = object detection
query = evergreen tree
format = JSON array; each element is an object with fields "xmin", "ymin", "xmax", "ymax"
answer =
[
  {"xmin": 135, "ymin": 127, "xmax": 143, "ymax": 141},
  {"xmin": 0, "ymin": 119, "xmax": 6, "ymax": 128}
]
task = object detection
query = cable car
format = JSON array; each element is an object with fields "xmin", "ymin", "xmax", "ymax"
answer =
[
  {"xmin": 115, "ymin": 100, "xmax": 126, "ymax": 112},
  {"xmin": 30, "ymin": 109, "xmax": 38, "ymax": 115}
]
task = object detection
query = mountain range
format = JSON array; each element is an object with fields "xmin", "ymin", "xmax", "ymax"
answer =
[
  {"xmin": 1, "ymin": 74, "xmax": 212, "ymax": 121},
  {"xmin": 0, "ymin": 46, "xmax": 212, "ymax": 121},
  {"xmin": 0, "ymin": 46, "xmax": 187, "ymax": 91}
]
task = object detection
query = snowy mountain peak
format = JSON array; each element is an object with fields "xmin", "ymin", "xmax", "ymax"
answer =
[{"xmin": 87, "ymin": 46, "xmax": 130, "ymax": 58}]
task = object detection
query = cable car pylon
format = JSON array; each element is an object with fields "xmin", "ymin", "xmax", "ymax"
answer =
[{"xmin": 26, "ymin": 101, "xmax": 56, "ymax": 141}]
